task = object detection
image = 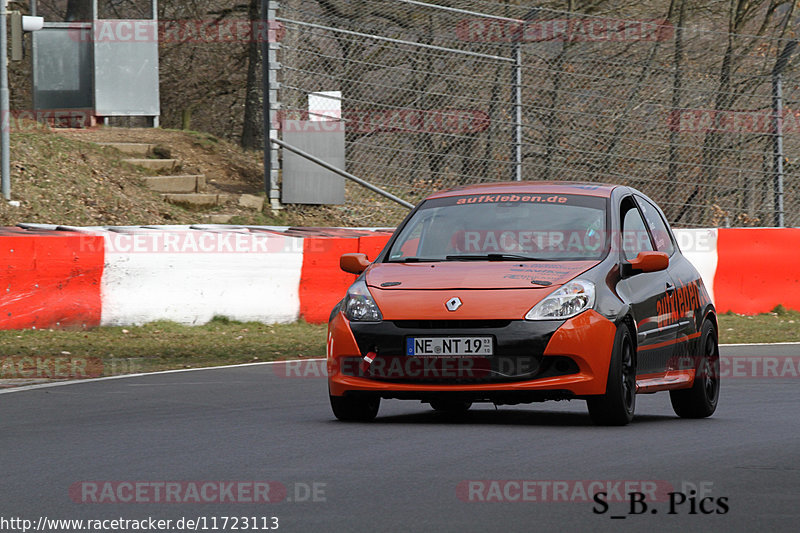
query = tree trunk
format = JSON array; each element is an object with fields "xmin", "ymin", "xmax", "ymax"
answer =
[
  {"xmin": 542, "ymin": 0, "xmax": 576, "ymax": 182},
  {"xmin": 666, "ymin": 0, "xmax": 687, "ymax": 222},
  {"xmin": 241, "ymin": 0, "xmax": 263, "ymax": 149},
  {"xmin": 65, "ymin": 0, "xmax": 92, "ymax": 22}
]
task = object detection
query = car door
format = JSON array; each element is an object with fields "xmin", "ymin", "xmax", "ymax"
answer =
[
  {"xmin": 616, "ymin": 195, "xmax": 677, "ymax": 375},
  {"xmin": 635, "ymin": 194, "xmax": 703, "ymax": 364}
]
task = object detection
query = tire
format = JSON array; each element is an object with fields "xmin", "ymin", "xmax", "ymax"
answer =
[
  {"xmin": 329, "ymin": 394, "xmax": 380, "ymax": 422},
  {"xmin": 670, "ymin": 320, "xmax": 720, "ymax": 419},
  {"xmin": 430, "ymin": 400, "xmax": 472, "ymax": 413},
  {"xmin": 587, "ymin": 322, "xmax": 636, "ymax": 426}
]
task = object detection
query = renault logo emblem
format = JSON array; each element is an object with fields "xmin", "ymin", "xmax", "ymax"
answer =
[{"xmin": 445, "ymin": 297, "xmax": 462, "ymax": 312}]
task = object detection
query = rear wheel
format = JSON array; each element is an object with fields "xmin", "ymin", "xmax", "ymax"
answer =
[
  {"xmin": 587, "ymin": 323, "xmax": 636, "ymax": 426},
  {"xmin": 430, "ymin": 400, "xmax": 472, "ymax": 413},
  {"xmin": 329, "ymin": 394, "xmax": 380, "ymax": 422},
  {"xmin": 670, "ymin": 320, "xmax": 720, "ymax": 418}
]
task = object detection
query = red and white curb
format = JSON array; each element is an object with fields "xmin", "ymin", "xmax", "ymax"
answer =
[{"xmin": 0, "ymin": 224, "xmax": 798, "ymax": 330}]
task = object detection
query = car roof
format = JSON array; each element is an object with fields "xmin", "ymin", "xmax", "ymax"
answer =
[{"xmin": 426, "ymin": 181, "xmax": 618, "ymax": 199}]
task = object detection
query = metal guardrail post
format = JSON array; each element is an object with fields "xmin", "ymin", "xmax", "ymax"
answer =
[
  {"xmin": 262, "ymin": 0, "xmax": 282, "ymax": 210},
  {"xmin": 511, "ymin": 32, "xmax": 522, "ymax": 182},
  {"xmin": 772, "ymin": 40, "xmax": 797, "ymax": 227},
  {"xmin": 270, "ymin": 137, "xmax": 415, "ymax": 209},
  {"xmin": 773, "ymin": 71, "xmax": 785, "ymax": 228},
  {"xmin": 1, "ymin": 0, "xmax": 11, "ymax": 200}
]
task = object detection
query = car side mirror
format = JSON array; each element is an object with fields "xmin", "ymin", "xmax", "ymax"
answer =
[
  {"xmin": 340, "ymin": 253, "xmax": 371, "ymax": 275},
  {"xmin": 622, "ymin": 251, "xmax": 669, "ymax": 277}
]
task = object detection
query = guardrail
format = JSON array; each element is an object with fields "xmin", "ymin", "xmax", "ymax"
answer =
[{"xmin": 0, "ymin": 225, "xmax": 797, "ymax": 328}]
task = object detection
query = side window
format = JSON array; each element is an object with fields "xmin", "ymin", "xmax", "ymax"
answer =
[
  {"xmin": 635, "ymin": 195, "xmax": 675, "ymax": 255},
  {"xmin": 621, "ymin": 199, "xmax": 654, "ymax": 261}
]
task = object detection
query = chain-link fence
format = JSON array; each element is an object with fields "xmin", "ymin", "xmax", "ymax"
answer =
[{"xmin": 276, "ymin": 0, "xmax": 800, "ymax": 227}]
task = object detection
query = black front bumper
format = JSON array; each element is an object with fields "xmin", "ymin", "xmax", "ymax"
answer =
[{"xmin": 347, "ymin": 319, "xmax": 579, "ymax": 384}]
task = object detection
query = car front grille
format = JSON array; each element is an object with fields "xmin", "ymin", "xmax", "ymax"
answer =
[{"xmin": 392, "ymin": 320, "xmax": 512, "ymax": 329}]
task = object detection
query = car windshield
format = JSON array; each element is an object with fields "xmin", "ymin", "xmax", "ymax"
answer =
[{"xmin": 387, "ymin": 192, "xmax": 608, "ymax": 262}]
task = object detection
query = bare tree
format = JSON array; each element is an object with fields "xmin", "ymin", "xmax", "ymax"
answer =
[
  {"xmin": 241, "ymin": 0, "xmax": 263, "ymax": 149},
  {"xmin": 65, "ymin": 0, "xmax": 92, "ymax": 21}
]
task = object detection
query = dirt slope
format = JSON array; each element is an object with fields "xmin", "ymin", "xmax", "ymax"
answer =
[{"xmin": 0, "ymin": 125, "xmax": 402, "ymax": 228}]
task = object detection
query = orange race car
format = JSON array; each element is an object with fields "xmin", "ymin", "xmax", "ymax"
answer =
[{"xmin": 327, "ymin": 182, "xmax": 719, "ymax": 425}]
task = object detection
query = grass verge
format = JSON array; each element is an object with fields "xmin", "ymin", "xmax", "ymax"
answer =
[
  {"xmin": 0, "ymin": 311, "xmax": 797, "ymax": 384},
  {"xmin": 717, "ymin": 307, "xmax": 800, "ymax": 344},
  {"xmin": 0, "ymin": 319, "xmax": 326, "ymax": 381}
]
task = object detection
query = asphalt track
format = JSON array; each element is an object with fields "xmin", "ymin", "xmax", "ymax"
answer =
[{"xmin": 1, "ymin": 344, "xmax": 799, "ymax": 533}]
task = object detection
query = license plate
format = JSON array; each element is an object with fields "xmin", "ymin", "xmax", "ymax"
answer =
[{"xmin": 406, "ymin": 337, "xmax": 493, "ymax": 356}]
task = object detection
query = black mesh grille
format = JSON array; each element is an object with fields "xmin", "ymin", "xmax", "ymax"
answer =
[{"xmin": 393, "ymin": 320, "xmax": 511, "ymax": 329}]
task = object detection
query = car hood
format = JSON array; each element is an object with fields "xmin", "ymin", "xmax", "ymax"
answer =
[
  {"xmin": 365, "ymin": 261, "xmax": 597, "ymax": 290},
  {"xmin": 363, "ymin": 261, "xmax": 597, "ymax": 321}
]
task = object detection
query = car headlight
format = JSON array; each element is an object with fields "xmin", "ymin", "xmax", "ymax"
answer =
[
  {"xmin": 343, "ymin": 279, "xmax": 383, "ymax": 322},
  {"xmin": 525, "ymin": 279, "xmax": 595, "ymax": 320}
]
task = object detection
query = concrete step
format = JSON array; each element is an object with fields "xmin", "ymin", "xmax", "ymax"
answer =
[
  {"xmin": 96, "ymin": 142, "xmax": 155, "ymax": 157},
  {"xmin": 143, "ymin": 174, "xmax": 205, "ymax": 193},
  {"xmin": 162, "ymin": 193, "xmax": 236, "ymax": 207},
  {"xmin": 123, "ymin": 158, "xmax": 180, "ymax": 172},
  {"xmin": 238, "ymin": 194, "xmax": 265, "ymax": 211}
]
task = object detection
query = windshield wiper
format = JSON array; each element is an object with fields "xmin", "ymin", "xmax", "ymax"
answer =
[
  {"xmin": 389, "ymin": 257, "xmax": 443, "ymax": 263},
  {"xmin": 445, "ymin": 253, "xmax": 557, "ymax": 262}
]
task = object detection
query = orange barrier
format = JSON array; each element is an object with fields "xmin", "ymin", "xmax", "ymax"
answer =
[
  {"xmin": 298, "ymin": 232, "xmax": 391, "ymax": 323},
  {"xmin": 714, "ymin": 228, "xmax": 800, "ymax": 314},
  {"xmin": 299, "ymin": 236, "xmax": 360, "ymax": 323},
  {"xmin": 358, "ymin": 234, "xmax": 392, "ymax": 261},
  {"xmin": 7, "ymin": 224, "xmax": 798, "ymax": 327},
  {"xmin": 0, "ymin": 231, "xmax": 104, "ymax": 329}
]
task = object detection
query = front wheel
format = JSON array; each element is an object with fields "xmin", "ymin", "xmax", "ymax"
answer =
[
  {"xmin": 670, "ymin": 320, "xmax": 720, "ymax": 418},
  {"xmin": 587, "ymin": 322, "xmax": 636, "ymax": 426},
  {"xmin": 330, "ymin": 394, "xmax": 380, "ymax": 422}
]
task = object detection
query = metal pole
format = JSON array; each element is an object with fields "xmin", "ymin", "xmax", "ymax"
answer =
[
  {"xmin": 277, "ymin": 18, "xmax": 514, "ymax": 63},
  {"xmin": 396, "ymin": 0, "xmax": 527, "ymax": 22},
  {"xmin": 512, "ymin": 41, "xmax": 522, "ymax": 182},
  {"xmin": 151, "ymin": 0, "xmax": 158, "ymax": 128},
  {"xmin": 771, "ymin": 40, "xmax": 797, "ymax": 227},
  {"xmin": 270, "ymin": 137, "xmax": 414, "ymax": 209},
  {"xmin": 261, "ymin": 0, "xmax": 271, "ymax": 200},
  {"xmin": 510, "ymin": 10, "xmax": 538, "ymax": 183},
  {"xmin": 1, "ymin": 0, "xmax": 10, "ymax": 200},
  {"xmin": 772, "ymin": 72, "xmax": 785, "ymax": 227}
]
